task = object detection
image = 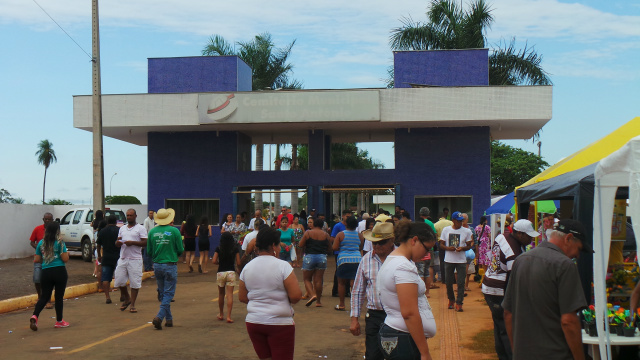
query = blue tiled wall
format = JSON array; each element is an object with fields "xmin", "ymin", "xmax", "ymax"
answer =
[
  {"xmin": 394, "ymin": 127, "xmax": 491, "ymax": 220},
  {"xmin": 148, "ymin": 56, "xmax": 252, "ymax": 93},
  {"xmin": 148, "ymin": 127, "xmax": 491, "ymax": 243},
  {"xmin": 393, "ymin": 49, "xmax": 489, "ymax": 88}
]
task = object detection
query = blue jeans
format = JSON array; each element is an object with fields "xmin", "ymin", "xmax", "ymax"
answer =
[
  {"xmin": 142, "ymin": 249, "xmax": 154, "ymax": 271},
  {"xmin": 378, "ymin": 323, "xmax": 421, "ymax": 359},
  {"xmin": 154, "ymin": 263, "xmax": 177, "ymax": 321}
]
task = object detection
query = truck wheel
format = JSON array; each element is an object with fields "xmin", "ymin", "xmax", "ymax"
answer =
[{"xmin": 82, "ymin": 238, "xmax": 93, "ymax": 262}]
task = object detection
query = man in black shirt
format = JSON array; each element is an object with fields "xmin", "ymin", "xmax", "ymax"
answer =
[{"xmin": 96, "ymin": 215, "xmax": 120, "ymax": 304}]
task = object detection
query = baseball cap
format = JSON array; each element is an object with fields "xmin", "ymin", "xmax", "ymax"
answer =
[
  {"xmin": 556, "ymin": 219, "xmax": 593, "ymax": 253},
  {"xmin": 451, "ymin": 211, "xmax": 464, "ymax": 221},
  {"xmin": 513, "ymin": 219, "xmax": 540, "ymax": 237}
]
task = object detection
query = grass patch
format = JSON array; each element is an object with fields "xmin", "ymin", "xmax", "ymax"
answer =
[{"xmin": 466, "ymin": 329, "xmax": 498, "ymax": 355}]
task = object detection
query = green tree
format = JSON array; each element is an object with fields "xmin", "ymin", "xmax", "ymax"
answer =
[
  {"xmin": 203, "ymin": 32, "xmax": 303, "ymax": 210},
  {"xmin": 35, "ymin": 139, "xmax": 57, "ymax": 204},
  {"xmin": 491, "ymin": 141, "xmax": 548, "ymax": 195},
  {"xmin": 0, "ymin": 188, "xmax": 24, "ymax": 203},
  {"xmin": 47, "ymin": 198, "xmax": 73, "ymax": 205},
  {"xmin": 284, "ymin": 143, "xmax": 384, "ymax": 171},
  {"xmin": 105, "ymin": 195, "xmax": 141, "ymax": 205},
  {"xmin": 389, "ymin": 0, "xmax": 551, "ymax": 87},
  {"xmin": 202, "ymin": 33, "xmax": 302, "ymax": 90}
]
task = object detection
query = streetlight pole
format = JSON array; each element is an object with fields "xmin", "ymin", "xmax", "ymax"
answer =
[{"xmin": 110, "ymin": 172, "xmax": 117, "ymax": 197}]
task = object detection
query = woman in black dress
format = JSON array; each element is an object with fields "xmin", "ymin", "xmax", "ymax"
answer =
[
  {"xmin": 196, "ymin": 217, "xmax": 212, "ymax": 274},
  {"xmin": 181, "ymin": 214, "xmax": 198, "ymax": 273}
]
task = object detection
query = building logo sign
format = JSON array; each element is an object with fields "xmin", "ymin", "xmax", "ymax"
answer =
[
  {"xmin": 198, "ymin": 90, "xmax": 380, "ymax": 124},
  {"xmin": 205, "ymin": 94, "xmax": 237, "ymax": 122}
]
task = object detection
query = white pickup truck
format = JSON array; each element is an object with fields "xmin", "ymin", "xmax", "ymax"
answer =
[{"xmin": 58, "ymin": 208, "xmax": 126, "ymax": 261}]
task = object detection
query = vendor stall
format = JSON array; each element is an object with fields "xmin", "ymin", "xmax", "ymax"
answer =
[
  {"xmin": 516, "ymin": 163, "xmax": 599, "ymax": 304},
  {"xmin": 592, "ymin": 136, "xmax": 640, "ymax": 360}
]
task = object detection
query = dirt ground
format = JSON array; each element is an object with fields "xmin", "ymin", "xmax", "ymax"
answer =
[
  {"xmin": 0, "ymin": 255, "xmax": 498, "ymax": 359},
  {"xmin": 0, "ymin": 252, "xmax": 96, "ymax": 300}
]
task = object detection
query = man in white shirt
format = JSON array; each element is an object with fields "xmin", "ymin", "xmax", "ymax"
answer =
[
  {"xmin": 242, "ymin": 219, "xmax": 262, "ymax": 252},
  {"xmin": 115, "ymin": 209, "xmax": 148, "ymax": 314},
  {"xmin": 357, "ymin": 213, "xmax": 370, "ymax": 233},
  {"xmin": 439, "ymin": 211, "xmax": 473, "ymax": 312},
  {"xmin": 142, "ymin": 210, "xmax": 156, "ymax": 271},
  {"xmin": 143, "ymin": 210, "xmax": 156, "ymax": 232},
  {"xmin": 248, "ymin": 209, "xmax": 262, "ymax": 232}
]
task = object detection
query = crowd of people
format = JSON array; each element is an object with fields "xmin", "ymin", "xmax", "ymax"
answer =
[{"xmin": 25, "ymin": 205, "xmax": 594, "ymax": 360}]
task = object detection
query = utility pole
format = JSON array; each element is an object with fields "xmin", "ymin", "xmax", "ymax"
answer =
[{"xmin": 92, "ymin": 0, "xmax": 105, "ymax": 212}]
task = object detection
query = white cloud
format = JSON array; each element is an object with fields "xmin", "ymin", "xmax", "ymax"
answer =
[{"xmin": 489, "ymin": 0, "xmax": 640, "ymax": 41}]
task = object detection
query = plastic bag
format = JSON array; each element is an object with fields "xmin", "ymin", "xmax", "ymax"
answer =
[{"xmin": 290, "ymin": 246, "xmax": 297, "ymax": 262}]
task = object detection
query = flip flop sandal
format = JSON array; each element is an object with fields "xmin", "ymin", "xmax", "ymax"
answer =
[
  {"xmin": 106, "ymin": 299, "xmax": 112, "ymax": 304},
  {"xmin": 305, "ymin": 296, "xmax": 317, "ymax": 307},
  {"xmin": 334, "ymin": 305, "xmax": 346, "ymax": 311},
  {"xmin": 120, "ymin": 302, "xmax": 131, "ymax": 311},
  {"xmin": 129, "ymin": 307, "xmax": 137, "ymax": 313}
]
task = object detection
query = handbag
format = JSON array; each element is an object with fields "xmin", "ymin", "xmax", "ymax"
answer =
[{"xmin": 465, "ymin": 248, "xmax": 476, "ymax": 261}]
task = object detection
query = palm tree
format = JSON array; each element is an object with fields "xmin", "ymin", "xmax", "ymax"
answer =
[
  {"xmin": 389, "ymin": 0, "xmax": 551, "ymax": 86},
  {"xmin": 202, "ymin": 33, "xmax": 302, "ymax": 90},
  {"xmin": 290, "ymin": 144, "xmax": 299, "ymax": 214},
  {"xmin": 203, "ymin": 33, "xmax": 303, "ymax": 208},
  {"xmin": 255, "ymin": 145, "xmax": 264, "ymax": 211},
  {"xmin": 35, "ymin": 139, "xmax": 57, "ymax": 204}
]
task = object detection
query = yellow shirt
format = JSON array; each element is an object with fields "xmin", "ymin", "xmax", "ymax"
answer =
[{"xmin": 434, "ymin": 218, "xmax": 453, "ymax": 239}]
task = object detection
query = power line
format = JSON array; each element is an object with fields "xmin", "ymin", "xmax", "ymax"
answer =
[{"xmin": 32, "ymin": 0, "xmax": 93, "ymax": 60}]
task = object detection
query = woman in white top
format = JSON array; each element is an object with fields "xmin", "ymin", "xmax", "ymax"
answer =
[
  {"xmin": 239, "ymin": 227, "xmax": 302, "ymax": 360},
  {"xmin": 377, "ymin": 220, "xmax": 437, "ymax": 360}
]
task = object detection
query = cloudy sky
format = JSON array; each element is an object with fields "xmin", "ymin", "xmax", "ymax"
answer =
[{"xmin": 0, "ymin": 0, "xmax": 638, "ymax": 205}]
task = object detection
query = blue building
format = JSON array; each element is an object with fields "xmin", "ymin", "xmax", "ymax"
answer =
[{"xmin": 74, "ymin": 49, "xmax": 552, "ymax": 248}]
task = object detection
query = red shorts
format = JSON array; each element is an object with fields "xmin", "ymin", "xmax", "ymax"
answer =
[{"xmin": 246, "ymin": 322, "xmax": 295, "ymax": 360}]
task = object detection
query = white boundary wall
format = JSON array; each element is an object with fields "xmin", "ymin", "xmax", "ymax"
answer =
[{"xmin": 0, "ymin": 204, "xmax": 148, "ymax": 260}]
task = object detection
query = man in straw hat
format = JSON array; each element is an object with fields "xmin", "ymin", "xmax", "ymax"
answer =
[
  {"xmin": 147, "ymin": 208, "xmax": 184, "ymax": 330},
  {"xmin": 350, "ymin": 221, "xmax": 395, "ymax": 360}
]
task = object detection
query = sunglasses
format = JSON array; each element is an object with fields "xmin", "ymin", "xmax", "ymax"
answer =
[
  {"xmin": 419, "ymin": 240, "xmax": 431, "ymax": 252},
  {"xmin": 416, "ymin": 236, "xmax": 432, "ymax": 252},
  {"xmin": 373, "ymin": 239, "xmax": 391, "ymax": 246}
]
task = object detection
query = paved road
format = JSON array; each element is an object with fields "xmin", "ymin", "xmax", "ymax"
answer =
[{"xmin": 0, "ymin": 258, "xmax": 493, "ymax": 359}]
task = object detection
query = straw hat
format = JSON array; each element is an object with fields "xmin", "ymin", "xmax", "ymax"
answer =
[
  {"xmin": 375, "ymin": 214, "xmax": 391, "ymax": 223},
  {"xmin": 363, "ymin": 222, "xmax": 395, "ymax": 242},
  {"xmin": 154, "ymin": 208, "xmax": 175, "ymax": 226}
]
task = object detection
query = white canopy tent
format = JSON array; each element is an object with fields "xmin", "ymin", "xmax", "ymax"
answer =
[{"xmin": 593, "ymin": 136, "xmax": 640, "ymax": 359}]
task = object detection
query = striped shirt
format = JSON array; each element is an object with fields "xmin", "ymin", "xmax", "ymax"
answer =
[
  {"xmin": 350, "ymin": 251, "xmax": 384, "ymax": 317},
  {"xmin": 337, "ymin": 230, "xmax": 362, "ymax": 266},
  {"xmin": 481, "ymin": 233, "xmax": 524, "ymax": 296}
]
